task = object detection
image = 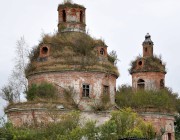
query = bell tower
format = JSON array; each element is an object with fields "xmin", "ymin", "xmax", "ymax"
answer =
[
  {"xmin": 130, "ymin": 33, "xmax": 166, "ymax": 90},
  {"xmin": 143, "ymin": 33, "xmax": 154, "ymax": 57},
  {"xmin": 57, "ymin": 0, "xmax": 86, "ymax": 33}
]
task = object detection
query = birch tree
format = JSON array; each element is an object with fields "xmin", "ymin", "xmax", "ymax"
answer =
[{"xmin": 0, "ymin": 37, "xmax": 29, "ymax": 103}]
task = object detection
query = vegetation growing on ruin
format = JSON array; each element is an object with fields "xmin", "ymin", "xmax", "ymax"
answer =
[
  {"xmin": 129, "ymin": 55, "xmax": 166, "ymax": 74},
  {"xmin": 0, "ymin": 108, "xmax": 156, "ymax": 140},
  {"xmin": 175, "ymin": 115, "xmax": 180, "ymax": 139},
  {"xmin": 108, "ymin": 50, "xmax": 118, "ymax": 66},
  {"xmin": 26, "ymin": 82, "xmax": 58, "ymax": 101},
  {"xmin": 91, "ymin": 93, "xmax": 112, "ymax": 112},
  {"xmin": 25, "ymin": 32, "xmax": 119, "ymax": 77},
  {"xmin": 115, "ymin": 85, "xmax": 180, "ymax": 113},
  {"xmin": 58, "ymin": 2, "xmax": 85, "ymax": 10},
  {"xmin": 63, "ymin": 87, "xmax": 80, "ymax": 110}
]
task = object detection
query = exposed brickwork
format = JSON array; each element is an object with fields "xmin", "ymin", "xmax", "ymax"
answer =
[
  {"xmin": 58, "ymin": 4, "xmax": 86, "ymax": 33},
  {"xmin": 28, "ymin": 71, "xmax": 117, "ymax": 110},
  {"xmin": 131, "ymin": 34, "xmax": 166, "ymax": 90},
  {"xmin": 132, "ymin": 72, "xmax": 165, "ymax": 90},
  {"xmin": 6, "ymin": 106, "xmax": 175, "ymax": 140},
  {"xmin": 4, "ymin": 2, "xmax": 176, "ymax": 140},
  {"xmin": 143, "ymin": 44, "xmax": 153, "ymax": 57},
  {"xmin": 6, "ymin": 105, "xmax": 111, "ymax": 127},
  {"xmin": 130, "ymin": 34, "xmax": 175, "ymax": 140},
  {"xmin": 39, "ymin": 44, "xmax": 50, "ymax": 58},
  {"xmin": 141, "ymin": 112, "xmax": 175, "ymax": 140},
  {"xmin": 95, "ymin": 46, "xmax": 108, "ymax": 57}
]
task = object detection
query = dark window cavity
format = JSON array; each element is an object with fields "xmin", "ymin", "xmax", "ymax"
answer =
[
  {"xmin": 42, "ymin": 47, "xmax": 48, "ymax": 54},
  {"xmin": 168, "ymin": 133, "xmax": 171, "ymax": 140},
  {"xmin": 137, "ymin": 79, "xmax": 145, "ymax": 89},
  {"xmin": 138, "ymin": 61, "xmax": 142, "ymax": 66},
  {"xmin": 62, "ymin": 10, "xmax": 66, "ymax": 22},
  {"xmin": 80, "ymin": 11, "xmax": 83, "ymax": 23},
  {"xmin": 100, "ymin": 48, "xmax": 105, "ymax": 55},
  {"xmin": 103, "ymin": 85, "xmax": 109, "ymax": 94},
  {"xmin": 82, "ymin": 84, "xmax": 90, "ymax": 97}
]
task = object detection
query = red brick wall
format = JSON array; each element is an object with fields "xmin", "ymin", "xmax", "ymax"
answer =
[
  {"xmin": 6, "ymin": 107, "xmax": 175, "ymax": 140},
  {"xmin": 141, "ymin": 112, "xmax": 175, "ymax": 140},
  {"xmin": 132, "ymin": 72, "xmax": 165, "ymax": 90},
  {"xmin": 28, "ymin": 71, "xmax": 117, "ymax": 110},
  {"xmin": 58, "ymin": 7, "xmax": 86, "ymax": 32}
]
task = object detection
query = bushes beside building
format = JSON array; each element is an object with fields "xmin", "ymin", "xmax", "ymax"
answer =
[
  {"xmin": 26, "ymin": 82, "xmax": 58, "ymax": 101},
  {"xmin": 115, "ymin": 85, "xmax": 180, "ymax": 113},
  {"xmin": 0, "ymin": 108, "xmax": 156, "ymax": 140}
]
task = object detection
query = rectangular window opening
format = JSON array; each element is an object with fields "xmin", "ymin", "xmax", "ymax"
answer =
[
  {"xmin": 168, "ymin": 133, "xmax": 171, "ymax": 140},
  {"xmin": 82, "ymin": 84, "xmax": 90, "ymax": 97},
  {"xmin": 103, "ymin": 85, "xmax": 109, "ymax": 95}
]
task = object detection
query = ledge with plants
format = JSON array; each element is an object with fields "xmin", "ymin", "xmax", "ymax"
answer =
[
  {"xmin": 58, "ymin": 2, "xmax": 85, "ymax": 10},
  {"xmin": 129, "ymin": 55, "xmax": 166, "ymax": 74},
  {"xmin": 115, "ymin": 85, "xmax": 180, "ymax": 113},
  {"xmin": 25, "ymin": 32, "xmax": 119, "ymax": 77}
]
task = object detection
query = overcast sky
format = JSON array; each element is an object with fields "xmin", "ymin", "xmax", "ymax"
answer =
[{"xmin": 0, "ymin": 0, "xmax": 180, "ymax": 117}]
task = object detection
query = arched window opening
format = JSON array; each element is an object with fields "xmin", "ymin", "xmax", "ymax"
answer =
[
  {"xmin": 138, "ymin": 61, "xmax": 142, "ymax": 66},
  {"xmin": 41, "ymin": 47, "xmax": 48, "ymax": 54},
  {"xmin": 80, "ymin": 11, "xmax": 83, "ymax": 23},
  {"xmin": 62, "ymin": 10, "xmax": 66, "ymax": 22},
  {"xmin": 100, "ymin": 48, "xmax": 105, "ymax": 55},
  {"xmin": 160, "ymin": 79, "xmax": 164, "ymax": 88},
  {"xmin": 137, "ymin": 79, "xmax": 145, "ymax": 89}
]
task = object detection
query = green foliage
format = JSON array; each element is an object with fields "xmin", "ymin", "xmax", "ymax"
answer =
[
  {"xmin": 0, "ymin": 85, "xmax": 14, "ymax": 103},
  {"xmin": 0, "ymin": 109, "xmax": 156, "ymax": 140},
  {"xmin": 41, "ymin": 32, "xmax": 97, "ymax": 56},
  {"xmin": 25, "ymin": 32, "xmax": 119, "ymax": 77},
  {"xmin": 175, "ymin": 115, "xmax": 180, "ymax": 139},
  {"xmin": 111, "ymin": 108, "xmax": 156, "ymax": 139},
  {"xmin": 91, "ymin": 100, "xmax": 111, "ymax": 112},
  {"xmin": 64, "ymin": 87, "xmax": 79, "ymax": 109},
  {"xmin": 129, "ymin": 55, "xmax": 166, "ymax": 74},
  {"xmin": 100, "ymin": 120, "xmax": 118, "ymax": 140},
  {"xmin": 116, "ymin": 85, "xmax": 179, "ymax": 112},
  {"xmin": 83, "ymin": 121, "xmax": 99, "ymax": 140},
  {"xmin": 91, "ymin": 92, "xmax": 111, "ymax": 111},
  {"xmin": 108, "ymin": 50, "xmax": 118, "ymax": 65},
  {"xmin": 26, "ymin": 82, "xmax": 58, "ymax": 101}
]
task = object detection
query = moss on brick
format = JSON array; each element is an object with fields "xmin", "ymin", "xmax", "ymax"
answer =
[
  {"xmin": 58, "ymin": 2, "xmax": 85, "ymax": 10},
  {"xmin": 26, "ymin": 32, "xmax": 119, "ymax": 77},
  {"xmin": 129, "ymin": 55, "xmax": 166, "ymax": 74}
]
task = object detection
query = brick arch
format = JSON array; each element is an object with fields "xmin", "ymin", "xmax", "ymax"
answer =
[{"xmin": 137, "ymin": 79, "xmax": 145, "ymax": 89}]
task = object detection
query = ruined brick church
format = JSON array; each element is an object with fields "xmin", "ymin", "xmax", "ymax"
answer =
[{"xmin": 6, "ymin": 1, "xmax": 175, "ymax": 140}]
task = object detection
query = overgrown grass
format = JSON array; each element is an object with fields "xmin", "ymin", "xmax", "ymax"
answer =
[
  {"xmin": 115, "ymin": 85, "xmax": 180, "ymax": 113},
  {"xmin": 129, "ymin": 55, "xmax": 166, "ymax": 74},
  {"xmin": 58, "ymin": 2, "xmax": 85, "ymax": 10},
  {"xmin": 25, "ymin": 32, "xmax": 119, "ymax": 77},
  {"xmin": 26, "ymin": 82, "xmax": 58, "ymax": 101}
]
